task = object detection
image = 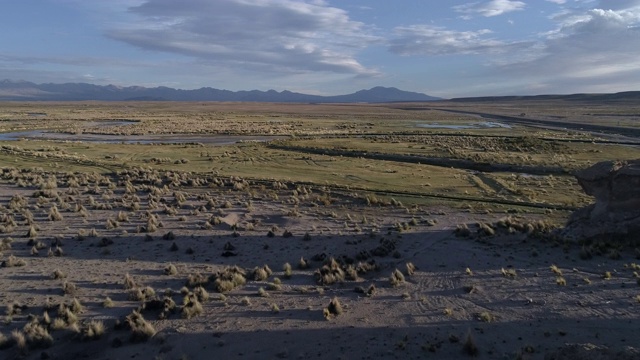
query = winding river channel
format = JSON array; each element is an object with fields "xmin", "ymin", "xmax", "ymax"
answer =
[{"xmin": 0, "ymin": 121, "xmax": 283, "ymax": 145}]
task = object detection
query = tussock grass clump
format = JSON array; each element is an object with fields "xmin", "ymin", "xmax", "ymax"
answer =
[
  {"xmin": 117, "ymin": 211, "xmax": 130, "ymax": 222},
  {"xmin": 283, "ymin": 262, "xmax": 292, "ymax": 278},
  {"xmin": 128, "ymin": 287, "xmax": 156, "ymax": 302},
  {"xmin": 355, "ymin": 261, "xmax": 379, "ymax": 274},
  {"xmin": 105, "ymin": 218, "xmax": 119, "ymax": 230},
  {"xmin": 550, "ymin": 265, "xmax": 562, "ymax": 276},
  {"xmin": 181, "ymin": 294, "xmax": 203, "ymax": 319},
  {"xmin": 314, "ymin": 258, "xmax": 347, "ymax": 285},
  {"xmin": 0, "ymin": 332, "xmax": 11, "ymax": 350},
  {"xmin": 26, "ymin": 224, "xmax": 38, "ymax": 238},
  {"xmin": 477, "ymin": 311, "xmax": 494, "ymax": 323},
  {"xmin": 267, "ymin": 277, "xmax": 282, "ymax": 290},
  {"xmin": 164, "ymin": 263, "xmax": 178, "ymax": 276},
  {"xmin": 0, "ymin": 238, "xmax": 12, "ymax": 251},
  {"xmin": 57, "ymin": 306, "xmax": 78, "ymax": 326},
  {"xmin": 556, "ymin": 277, "xmax": 567, "ymax": 286},
  {"xmin": 187, "ymin": 272, "xmax": 209, "ymax": 288},
  {"xmin": 82, "ymin": 320, "xmax": 105, "ymax": 340},
  {"xmin": 241, "ymin": 296, "xmax": 251, "ymax": 306},
  {"xmin": 477, "ymin": 223, "xmax": 495, "ymax": 236},
  {"xmin": 193, "ymin": 286, "xmax": 209, "ymax": 302},
  {"xmin": 355, "ymin": 284, "xmax": 376, "ymax": 297},
  {"xmin": 6, "ymin": 302, "xmax": 27, "ymax": 316},
  {"xmin": 123, "ymin": 273, "xmax": 137, "ymax": 290},
  {"xmin": 62, "ymin": 281, "xmax": 77, "ymax": 296},
  {"xmin": 258, "ymin": 287, "xmax": 270, "ymax": 298},
  {"xmin": 140, "ymin": 297, "xmax": 177, "ymax": 319},
  {"xmin": 501, "ymin": 268, "xmax": 517, "ymax": 278},
  {"xmin": 87, "ymin": 228, "xmax": 99, "ymax": 237},
  {"xmin": 345, "ymin": 265, "xmax": 358, "ymax": 281},
  {"xmin": 390, "ymin": 269, "xmax": 405, "ymax": 287},
  {"xmin": 11, "ymin": 329, "xmax": 27, "ymax": 351},
  {"xmin": 48, "ymin": 206, "xmax": 63, "ymax": 221},
  {"xmin": 270, "ymin": 303, "xmax": 280, "ymax": 314},
  {"xmin": 406, "ymin": 262, "xmax": 416, "ymax": 276},
  {"xmin": 298, "ymin": 257, "xmax": 310, "ymax": 269},
  {"xmin": 103, "ymin": 297, "xmax": 115, "ymax": 308},
  {"xmin": 125, "ymin": 311, "xmax": 156, "ymax": 342},
  {"xmin": 70, "ymin": 298, "xmax": 84, "ymax": 313},
  {"xmin": 212, "ymin": 266, "xmax": 247, "ymax": 293},
  {"xmin": 323, "ymin": 297, "xmax": 343, "ymax": 319},
  {"xmin": 253, "ymin": 265, "xmax": 273, "ymax": 281},
  {"xmin": 2, "ymin": 255, "xmax": 26, "ymax": 268}
]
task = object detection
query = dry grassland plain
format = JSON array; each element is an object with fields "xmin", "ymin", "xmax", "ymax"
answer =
[{"xmin": 0, "ymin": 100, "xmax": 639, "ymax": 359}]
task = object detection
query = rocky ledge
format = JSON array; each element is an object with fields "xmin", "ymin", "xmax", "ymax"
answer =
[{"xmin": 565, "ymin": 160, "xmax": 640, "ymax": 242}]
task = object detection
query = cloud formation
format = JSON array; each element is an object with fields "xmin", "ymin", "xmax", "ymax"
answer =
[
  {"xmin": 495, "ymin": 2, "xmax": 640, "ymax": 92},
  {"xmin": 389, "ymin": 26, "xmax": 531, "ymax": 56},
  {"xmin": 107, "ymin": 0, "xmax": 380, "ymax": 77},
  {"xmin": 453, "ymin": 0, "xmax": 526, "ymax": 18}
]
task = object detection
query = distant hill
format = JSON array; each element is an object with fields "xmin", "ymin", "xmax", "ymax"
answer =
[
  {"xmin": 450, "ymin": 91, "xmax": 640, "ymax": 102},
  {"xmin": 0, "ymin": 80, "xmax": 441, "ymax": 103}
]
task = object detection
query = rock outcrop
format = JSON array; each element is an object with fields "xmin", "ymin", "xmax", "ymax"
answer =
[{"xmin": 565, "ymin": 160, "xmax": 640, "ymax": 242}]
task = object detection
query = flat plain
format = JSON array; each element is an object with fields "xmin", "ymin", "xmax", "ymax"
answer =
[{"xmin": 0, "ymin": 99, "xmax": 639, "ymax": 359}]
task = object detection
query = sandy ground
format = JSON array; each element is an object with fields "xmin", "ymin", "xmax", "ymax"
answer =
[{"xmin": 0, "ymin": 174, "xmax": 638, "ymax": 360}]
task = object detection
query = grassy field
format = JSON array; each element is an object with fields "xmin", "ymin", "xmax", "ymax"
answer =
[{"xmin": 1, "ymin": 99, "xmax": 639, "ymax": 212}]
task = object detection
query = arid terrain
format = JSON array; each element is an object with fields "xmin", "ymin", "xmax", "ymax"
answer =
[{"xmin": 0, "ymin": 100, "xmax": 639, "ymax": 359}]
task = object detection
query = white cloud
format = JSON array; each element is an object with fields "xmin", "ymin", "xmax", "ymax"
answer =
[
  {"xmin": 106, "ymin": 0, "xmax": 380, "ymax": 77},
  {"xmin": 453, "ymin": 0, "xmax": 526, "ymax": 18},
  {"xmin": 389, "ymin": 25, "xmax": 531, "ymax": 56},
  {"xmin": 496, "ymin": 4, "xmax": 640, "ymax": 93},
  {"xmin": 546, "ymin": 0, "xmax": 566, "ymax": 4}
]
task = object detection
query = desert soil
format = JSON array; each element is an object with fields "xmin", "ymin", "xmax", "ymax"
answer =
[{"xmin": 0, "ymin": 176, "xmax": 638, "ymax": 360}]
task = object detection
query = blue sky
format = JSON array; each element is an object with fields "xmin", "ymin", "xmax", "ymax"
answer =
[{"xmin": 1, "ymin": 0, "xmax": 639, "ymax": 97}]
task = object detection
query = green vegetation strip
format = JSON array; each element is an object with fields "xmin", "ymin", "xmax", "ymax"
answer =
[{"xmin": 268, "ymin": 143, "xmax": 568, "ymax": 175}]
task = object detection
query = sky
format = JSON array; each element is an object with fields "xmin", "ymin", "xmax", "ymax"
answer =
[{"xmin": 1, "ymin": 0, "xmax": 639, "ymax": 98}]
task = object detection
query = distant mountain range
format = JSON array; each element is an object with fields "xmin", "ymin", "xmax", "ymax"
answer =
[
  {"xmin": 450, "ymin": 92, "xmax": 640, "ymax": 102},
  {"xmin": 0, "ymin": 80, "xmax": 441, "ymax": 103}
]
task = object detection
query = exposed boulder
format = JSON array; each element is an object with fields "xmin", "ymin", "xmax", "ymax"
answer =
[{"xmin": 565, "ymin": 160, "xmax": 640, "ymax": 242}]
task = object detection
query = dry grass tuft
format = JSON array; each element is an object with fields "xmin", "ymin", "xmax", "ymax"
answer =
[
  {"xmin": 212, "ymin": 266, "xmax": 247, "ymax": 293},
  {"xmin": 181, "ymin": 294, "xmax": 204, "ymax": 319},
  {"xmin": 314, "ymin": 257, "xmax": 347, "ymax": 285},
  {"xmin": 323, "ymin": 297, "xmax": 343, "ymax": 319},
  {"xmin": 164, "ymin": 263, "xmax": 178, "ymax": 276},
  {"xmin": 2, "ymin": 255, "xmax": 27, "ymax": 268},
  {"xmin": 406, "ymin": 262, "xmax": 416, "ymax": 276},
  {"xmin": 390, "ymin": 268, "xmax": 405, "ymax": 287},
  {"xmin": 126, "ymin": 311, "xmax": 156, "ymax": 342},
  {"xmin": 82, "ymin": 320, "xmax": 105, "ymax": 340},
  {"xmin": 123, "ymin": 273, "xmax": 137, "ymax": 290}
]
